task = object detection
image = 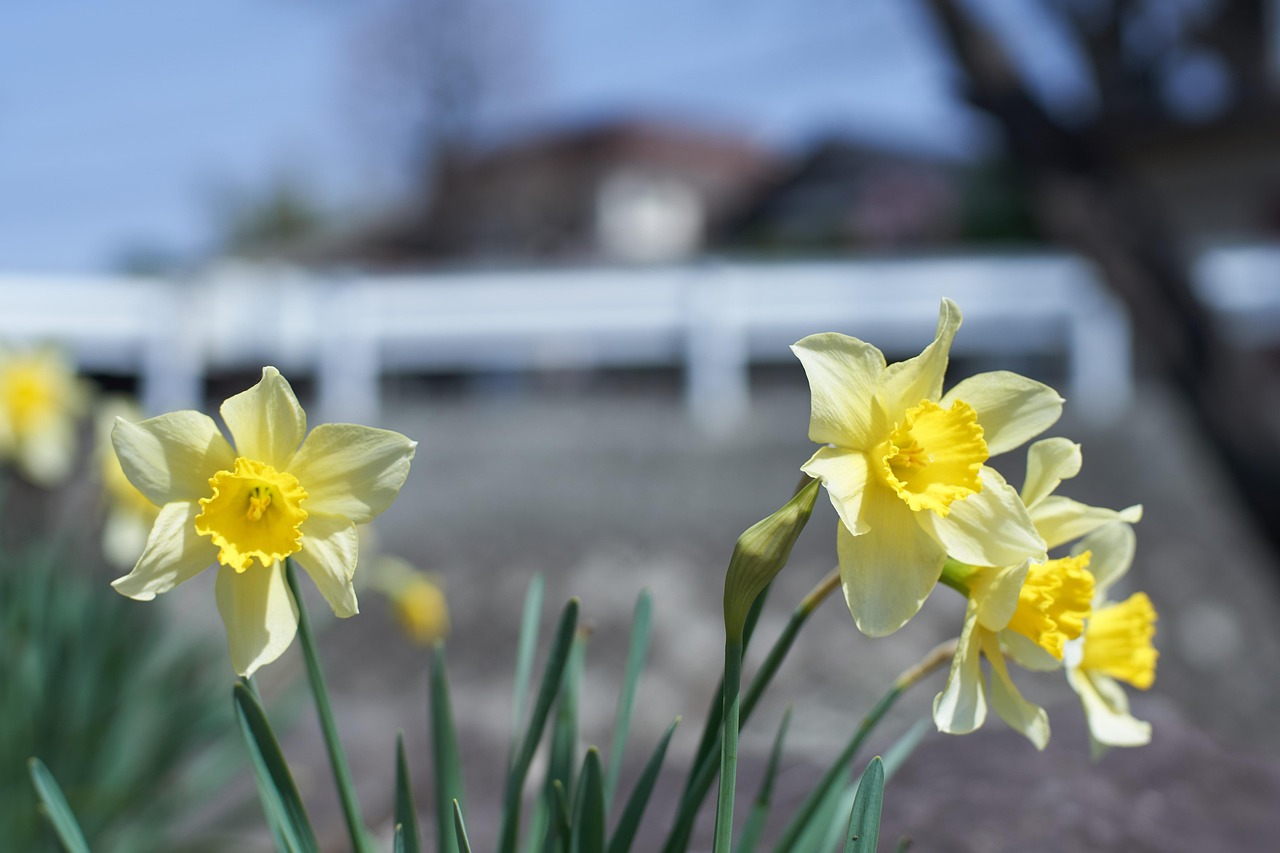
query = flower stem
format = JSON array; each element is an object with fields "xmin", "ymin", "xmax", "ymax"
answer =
[
  {"xmin": 711, "ymin": 639, "xmax": 743, "ymax": 853},
  {"xmin": 285, "ymin": 557, "xmax": 371, "ymax": 853},
  {"xmin": 772, "ymin": 639, "xmax": 957, "ymax": 851},
  {"xmin": 663, "ymin": 566, "xmax": 840, "ymax": 852}
]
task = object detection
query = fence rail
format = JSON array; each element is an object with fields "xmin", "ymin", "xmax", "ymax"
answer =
[{"xmin": 0, "ymin": 253, "xmax": 1153, "ymax": 430}]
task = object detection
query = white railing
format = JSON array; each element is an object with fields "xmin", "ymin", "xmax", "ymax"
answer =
[{"xmin": 0, "ymin": 253, "xmax": 1141, "ymax": 430}]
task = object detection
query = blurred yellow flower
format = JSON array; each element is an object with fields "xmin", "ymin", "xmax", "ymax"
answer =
[
  {"xmin": 97, "ymin": 397, "xmax": 161, "ymax": 570},
  {"xmin": 372, "ymin": 556, "xmax": 451, "ymax": 646},
  {"xmin": 1064, "ymin": 523, "xmax": 1158, "ymax": 752},
  {"xmin": 111, "ymin": 367, "xmax": 417, "ymax": 676},
  {"xmin": 794, "ymin": 299, "xmax": 1061, "ymax": 636},
  {"xmin": 0, "ymin": 345, "xmax": 88, "ymax": 486}
]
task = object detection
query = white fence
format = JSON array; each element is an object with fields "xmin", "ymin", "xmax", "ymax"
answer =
[{"xmin": 0, "ymin": 254, "xmax": 1145, "ymax": 430}]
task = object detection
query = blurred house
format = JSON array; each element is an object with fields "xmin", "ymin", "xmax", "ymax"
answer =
[
  {"xmin": 720, "ymin": 137, "xmax": 964, "ymax": 251},
  {"xmin": 312, "ymin": 119, "xmax": 780, "ymax": 267}
]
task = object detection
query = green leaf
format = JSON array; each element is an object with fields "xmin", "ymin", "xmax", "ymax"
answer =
[
  {"xmin": 453, "ymin": 800, "xmax": 474, "ymax": 853},
  {"xmin": 27, "ymin": 758, "xmax": 90, "ymax": 853},
  {"xmin": 733, "ymin": 706, "xmax": 792, "ymax": 853},
  {"xmin": 881, "ymin": 718, "xmax": 930, "ymax": 780},
  {"xmin": 722, "ymin": 479, "xmax": 820, "ymax": 642},
  {"xmin": 232, "ymin": 683, "xmax": 320, "ymax": 853},
  {"xmin": 571, "ymin": 748, "xmax": 606, "ymax": 853},
  {"xmin": 607, "ymin": 718, "xmax": 679, "ymax": 853},
  {"xmin": 394, "ymin": 732, "xmax": 422, "ymax": 853},
  {"xmin": 711, "ymin": 639, "xmax": 744, "ymax": 853},
  {"xmin": 604, "ymin": 590, "xmax": 652, "ymax": 809},
  {"xmin": 498, "ymin": 598, "xmax": 581, "ymax": 853},
  {"xmin": 431, "ymin": 644, "xmax": 466, "ymax": 853},
  {"xmin": 511, "ymin": 575, "xmax": 546, "ymax": 757},
  {"xmin": 394, "ymin": 824, "xmax": 406, "ymax": 853},
  {"xmin": 844, "ymin": 757, "xmax": 885, "ymax": 852}
]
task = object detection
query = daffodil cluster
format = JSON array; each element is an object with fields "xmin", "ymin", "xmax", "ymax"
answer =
[
  {"xmin": 795, "ymin": 300, "xmax": 1158, "ymax": 750},
  {"xmin": 111, "ymin": 367, "xmax": 416, "ymax": 676}
]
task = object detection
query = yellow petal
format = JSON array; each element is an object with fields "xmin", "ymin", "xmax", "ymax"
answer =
[
  {"xmin": 113, "ymin": 412, "xmax": 237, "ymax": 506},
  {"xmin": 1019, "ymin": 438, "xmax": 1081, "ymax": 509},
  {"xmin": 17, "ymin": 416, "xmax": 76, "ymax": 486},
  {"xmin": 1073, "ymin": 522, "xmax": 1136, "ymax": 602},
  {"xmin": 1032, "ymin": 496, "xmax": 1142, "ymax": 550},
  {"xmin": 933, "ymin": 601, "xmax": 987, "ymax": 735},
  {"xmin": 112, "ymin": 501, "xmax": 218, "ymax": 600},
  {"xmin": 791, "ymin": 333, "xmax": 886, "ymax": 448},
  {"xmin": 801, "ymin": 446, "xmax": 870, "ymax": 535},
  {"xmin": 837, "ymin": 486, "xmax": 945, "ymax": 637},
  {"xmin": 876, "ymin": 298, "xmax": 961, "ymax": 425},
  {"xmin": 1067, "ymin": 668, "xmax": 1151, "ymax": 748},
  {"xmin": 220, "ymin": 366, "xmax": 307, "ymax": 469},
  {"xmin": 289, "ymin": 423, "xmax": 417, "ymax": 524},
  {"xmin": 981, "ymin": 630, "xmax": 1050, "ymax": 750},
  {"xmin": 297, "ymin": 512, "xmax": 360, "ymax": 618},
  {"xmin": 940, "ymin": 371, "xmax": 1063, "ymax": 457},
  {"xmin": 922, "ymin": 467, "xmax": 1046, "ymax": 568},
  {"xmin": 215, "ymin": 561, "xmax": 299, "ymax": 677},
  {"xmin": 968, "ymin": 560, "xmax": 1030, "ymax": 632}
]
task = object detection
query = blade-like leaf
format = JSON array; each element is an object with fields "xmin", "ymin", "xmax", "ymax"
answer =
[
  {"xmin": 431, "ymin": 645, "xmax": 467, "ymax": 853},
  {"xmin": 27, "ymin": 758, "xmax": 90, "ymax": 853},
  {"xmin": 733, "ymin": 706, "xmax": 792, "ymax": 853},
  {"xmin": 571, "ymin": 748, "xmax": 606, "ymax": 853},
  {"xmin": 232, "ymin": 684, "xmax": 320, "ymax": 853},
  {"xmin": 454, "ymin": 800, "xmax": 474, "ymax": 853},
  {"xmin": 511, "ymin": 575, "xmax": 546, "ymax": 756},
  {"xmin": 499, "ymin": 598, "xmax": 581, "ymax": 853},
  {"xmin": 844, "ymin": 757, "xmax": 885, "ymax": 852},
  {"xmin": 607, "ymin": 718, "xmax": 679, "ymax": 853},
  {"xmin": 540, "ymin": 631, "xmax": 587, "ymax": 852},
  {"xmin": 604, "ymin": 590, "xmax": 652, "ymax": 809},
  {"xmin": 395, "ymin": 732, "xmax": 422, "ymax": 853},
  {"xmin": 394, "ymin": 824, "xmax": 406, "ymax": 853},
  {"xmin": 882, "ymin": 718, "xmax": 930, "ymax": 780}
]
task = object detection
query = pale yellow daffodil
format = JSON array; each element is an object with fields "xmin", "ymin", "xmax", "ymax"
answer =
[
  {"xmin": 794, "ymin": 299, "xmax": 1062, "ymax": 636},
  {"xmin": 1064, "ymin": 522, "xmax": 1157, "ymax": 753},
  {"xmin": 0, "ymin": 345, "xmax": 89, "ymax": 486},
  {"xmin": 97, "ymin": 397, "xmax": 161, "ymax": 570},
  {"xmin": 932, "ymin": 437, "xmax": 1142, "ymax": 748},
  {"xmin": 111, "ymin": 367, "xmax": 417, "ymax": 676},
  {"xmin": 370, "ymin": 555, "xmax": 451, "ymax": 646}
]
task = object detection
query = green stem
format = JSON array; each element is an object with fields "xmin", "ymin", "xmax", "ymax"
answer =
[
  {"xmin": 285, "ymin": 558, "xmax": 370, "ymax": 853},
  {"xmin": 712, "ymin": 639, "xmax": 743, "ymax": 853},
  {"xmin": 663, "ymin": 568, "xmax": 839, "ymax": 853},
  {"xmin": 772, "ymin": 640, "xmax": 956, "ymax": 852}
]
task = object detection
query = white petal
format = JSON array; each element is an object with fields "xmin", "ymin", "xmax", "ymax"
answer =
[
  {"xmin": 1020, "ymin": 438, "xmax": 1081, "ymax": 509},
  {"xmin": 18, "ymin": 418, "xmax": 77, "ymax": 486},
  {"xmin": 877, "ymin": 298, "xmax": 961, "ymax": 423},
  {"xmin": 1067, "ymin": 668, "xmax": 1151, "ymax": 748},
  {"xmin": 113, "ymin": 412, "xmax": 237, "ymax": 506},
  {"xmin": 791, "ymin": 333, "xmax": 886, "ymax": 448},
  {"xmin": 1073, "ymin": 522, "xmax": 1137, "ymax": 603},
  {"xmin": 1001, "ymin": 629, "xmax": 1064, "ymax": 672},
  {"xmin": 923, "ymin": 467, "xmax": 1046, "ymax": 567},
  {"xmin": 1032, "ymin": 496, "xmax": 1142, "ymax": 550},
  {"xmin": 297, "ymin": 513, "xmax": 360, "ymax": 617},
  {"xmin": 112, "ymin": 501, "xmax": 218, "ymax": 600},
  {"xmin": 289, "ymin": 424, "xmax": 417, "ymax": 524},
  {"xmin": 982, "ymin": 631, "xmax": 1050, "ymax": 750},
  {"xmin": 837, "ymin": 487, "xmax": 945, "ymax": 637},
  {"xmin": 933, "ymin": 602, "xmax": 987, "ymax": 735},
  {"xmin": 215, "ymin": 561, "xmax": 299, "ymax": 677},
  {"xmin": 102, "ymin": 507, "xmax": 155, "ymax": 571},
  {"xmin": 968, "ymin": 561, "xmax": 1030, "ymax": 632},
  {"xmin": 940, "ymin": 371, "xmax": 1063, "ymax": 457},
  {"xmin": 801, "ymin": 446, "xmax": 870, "ymax": 535},
  {"xmin": 220, "ymin": 367, "xmax": 306, "ymax": 469}
]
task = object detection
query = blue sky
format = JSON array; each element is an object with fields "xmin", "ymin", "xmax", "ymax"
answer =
[{"xmin": 0, "ymin": 0, "xmax": 1074, "ymax": 273}]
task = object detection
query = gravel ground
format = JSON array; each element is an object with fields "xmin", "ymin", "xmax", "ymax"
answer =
[{"xmin": 177, "ymin": 368, "xmax": 1280, "ymax": 851}]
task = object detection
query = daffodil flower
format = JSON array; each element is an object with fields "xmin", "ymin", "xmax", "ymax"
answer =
[
  {"xmin": 111, "ymin": 367, "xmax": 417, "ymax": 676},
  {"xmin": 370, "ymin": 555, "xmax": 451, "ymax": 646},
  {"xmin": 932, "ymin": 437, "xmax": 1142, "ymax": 748},
  {"xmin": 1064, "ymin": 522, "xmax": 1157, "ymax": 753},
  {"xmin": 794, "ymin": 299, "xmax": 1062, "ymax": 636},
  {"xmin": 97, "ymin": 397, "xmax": 161, "ymax": 570},
  {"xmin": 0, "ymin": 345, "xmax": 88, "ymax": 486}
]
